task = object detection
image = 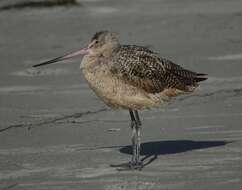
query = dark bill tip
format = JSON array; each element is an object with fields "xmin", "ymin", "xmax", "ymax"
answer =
[{"xmin": 32, "ymin": 56, "xmax": 63, "ymax": 68}]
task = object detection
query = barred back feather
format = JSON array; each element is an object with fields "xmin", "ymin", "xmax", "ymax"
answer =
[{"xmin": 111, "ymin": 45, "xmax": 207, "ymax": 94}]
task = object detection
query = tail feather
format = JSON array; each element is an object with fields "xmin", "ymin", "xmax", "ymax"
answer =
[
  {"xmin": 196, "ymin": 73, "xmax": 207, "ymax": 76},
  {"xmin": 195, "ymin": 76, "xmax": 208, "ymax": 83},
  {"xmin": 164, "ymin": 60, "xmax": 208, "ymax": 91},
  {"xmin": 194, "ymin": 72, "xmax": 208, "ymax": 83},
  {"xmin": 168, "ymin": 72, "xmax": 207, "ymax": 92}
]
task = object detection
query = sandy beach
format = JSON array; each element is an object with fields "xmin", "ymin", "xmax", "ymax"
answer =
[{"xmin": 1, "ymin": 0, "xmax": 242, "ymax": 189}]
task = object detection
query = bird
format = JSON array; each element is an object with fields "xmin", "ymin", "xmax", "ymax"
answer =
[{"xmin": 33, "ymin": 31, "xmax": 207, "ymax": 170}]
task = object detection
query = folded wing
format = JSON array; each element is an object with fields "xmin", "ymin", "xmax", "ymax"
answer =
[{"xmin": 111, "ymin": 45, "xmax": 207, "ymax": 94}]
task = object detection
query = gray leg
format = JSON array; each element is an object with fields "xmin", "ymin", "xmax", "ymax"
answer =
[
  {"xmin": 134, "ymin": 110, "xmax": 142, "ymax": 165},
  {"xmin": 110, "ymin": 110, "xmax": 143, "ymax": 170},
  {"xmin": 134, "ymin": 110, "xmax": 142, "ymax": 126},
  {"xmin": 129, "ymin": 109, "xmax": 137, "ymax": 164}
]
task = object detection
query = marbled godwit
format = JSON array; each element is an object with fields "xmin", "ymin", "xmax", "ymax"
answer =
[{"xmin": 33, "ymin": 31, "xmax": 207, "ymax": 169}]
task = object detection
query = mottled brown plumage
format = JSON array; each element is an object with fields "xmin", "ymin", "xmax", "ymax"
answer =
[
  {"xmin": 33, "ymin": 30, "xmax": 207, "ymax": 169},
  {"xmin": 111, "ymin": 45, "xmax": 207, "ymax": 94}
]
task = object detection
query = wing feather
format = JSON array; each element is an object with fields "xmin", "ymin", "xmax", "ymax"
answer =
[{"xmin": 111, "ymin": 45, "xmax": 207, "ymax": 94}]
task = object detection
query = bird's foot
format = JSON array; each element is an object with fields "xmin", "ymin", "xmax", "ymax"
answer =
[
  {"xmin": 110, "ymin": 161, "xmax": 143, "ymax": 171},
  {"xmin": 130, "ymin": 161, "xmax": 143, "ymax": 170}
]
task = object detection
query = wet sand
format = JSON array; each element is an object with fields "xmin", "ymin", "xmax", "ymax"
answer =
[{"xmin": 1, "ymin": 0, "xmax": 242, "ymax": 189}]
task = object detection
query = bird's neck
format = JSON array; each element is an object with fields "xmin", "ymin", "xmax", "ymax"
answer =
[
  {"xmin": 80, "ymin": 54, "xmax": 107, "ymax": 71},
  {"xmin": 99, "ymin": 43, "xmax": 120, "ymax": 58}
]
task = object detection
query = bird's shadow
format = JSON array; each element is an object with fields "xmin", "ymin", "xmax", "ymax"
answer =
[{"xmin": 117, "ymin": 140, "xmax": 230, "ymax": 168}]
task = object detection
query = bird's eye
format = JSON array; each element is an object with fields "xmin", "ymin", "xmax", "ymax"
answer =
[{"xmin": 95, "ymin": 40, "xmax": 99, "ymax": 44}]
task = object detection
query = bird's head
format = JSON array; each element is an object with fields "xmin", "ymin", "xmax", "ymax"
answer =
[
  {"xmin": 32, "ymin": 30, "xmax": 119, "ymax": 68},
  {"xmin": 87, "ymin": 31, "xmax": 120, "ymax": 56}
]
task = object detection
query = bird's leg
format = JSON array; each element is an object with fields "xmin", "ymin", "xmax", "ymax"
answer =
[
  {"xmin": 134, "ymin": 110, "xmax": 142, "ymax": 168},
  {"xmin": 110, "ymin": 110, "xmax": 142, "ymax": 170},
  {"xmin": 134, "ymin": 110, "xmax": 142, "ymax": 126},
  {"xmin": 129, "ymin": 109, "xmax": 137, "ymax": 164}
]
